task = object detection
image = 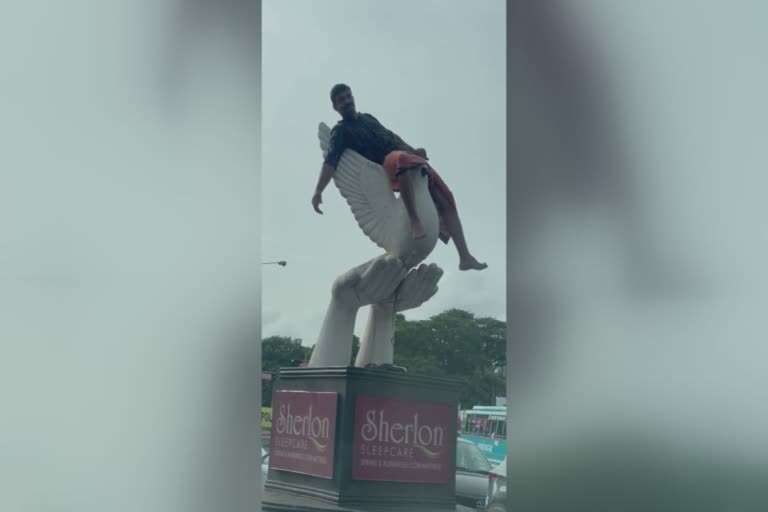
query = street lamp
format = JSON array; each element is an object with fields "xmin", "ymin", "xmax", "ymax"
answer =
[{"xmin": 262, "ymin": 261, "xmax": 287, "ymax": 267}]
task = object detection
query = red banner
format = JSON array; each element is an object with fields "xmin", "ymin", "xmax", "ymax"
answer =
[
  {"xmin": 269, "ymin": 391, "xmax": 338, "ymax": 479},
  {"xmin": 352, "ymin": 395, "xmax": 454, "ymax": 483}
]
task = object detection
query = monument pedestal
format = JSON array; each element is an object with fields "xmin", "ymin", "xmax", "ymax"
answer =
[{"xmin": 265, "ymin": 367, "xmax": 461, "ymax": 511}]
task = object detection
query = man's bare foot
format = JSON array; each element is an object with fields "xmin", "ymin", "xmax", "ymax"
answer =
[
  {"xmin": 411, "ymin": 220, "xmax": 427, "ymax": 240},
  {"xmin": 459, "ymin": 255, "xmax": 488, "ymax": 271}
]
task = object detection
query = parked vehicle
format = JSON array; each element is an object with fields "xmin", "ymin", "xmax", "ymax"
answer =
[
  {"xmin": 459, "ymin": 405, "xmax": 507, "ymax": 465},
  {"xmin": 456, "ymin": 437, "xmax": 494, "ymax": 510},
  {"xmin": 262, "ymin": 435, "xmax": 499, "ymax": 508},
  {"xmin": 486, "ymin": 456, "xmax": 507, "ymax": 512},
  {"xmin": 261, "ymin": 448, "xmax": 269, "ymax": 493}
]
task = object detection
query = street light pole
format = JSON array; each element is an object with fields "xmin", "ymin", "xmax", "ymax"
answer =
[{"xmin": 262, "ymin": 261, "xmax": 287, "ymax": 267}]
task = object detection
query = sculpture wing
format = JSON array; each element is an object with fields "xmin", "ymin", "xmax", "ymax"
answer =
[{"xmin": 318, "ymin": 122, "xmax": 398, "ymax": 251}]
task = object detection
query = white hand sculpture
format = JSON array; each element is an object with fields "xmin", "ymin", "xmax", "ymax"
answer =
[
  {"xmin": 332, "ymin": 255, "xmax": 408, "ymax": 309},
  {"xmin": 309, "ymin": 255, "xmax": 407, "ymax": 367},
  {"xmin": 354, "ymin": 263, "xmax": 444, "ymax": 367},
  {"xmin": 395, "ymin": 263, "xmax": 443, "ymax": 312}
]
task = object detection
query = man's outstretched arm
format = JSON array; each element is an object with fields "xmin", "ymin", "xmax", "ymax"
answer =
[{"xmin": 312, "ymin": 163, "xmax": 335, "ymax": 214}]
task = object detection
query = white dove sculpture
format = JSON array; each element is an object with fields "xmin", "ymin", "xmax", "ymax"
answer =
[{"xmin": 308, "ymin": 122, "xmax": 445, "ymax": 368}]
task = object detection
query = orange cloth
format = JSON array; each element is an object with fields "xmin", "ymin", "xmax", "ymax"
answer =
[{"xmin": 381, "ymin": 150, "xmax": 455, "ymax": 244}]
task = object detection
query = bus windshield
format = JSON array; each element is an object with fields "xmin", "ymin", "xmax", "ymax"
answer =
[{"xmin": 461, "ymin": 408, "xmax": 507, "ymax": 439}]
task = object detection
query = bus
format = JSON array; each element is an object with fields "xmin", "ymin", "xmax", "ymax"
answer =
[{"xmin": 458, "ymin": 405, "xmax": 507, "ymax": 465}]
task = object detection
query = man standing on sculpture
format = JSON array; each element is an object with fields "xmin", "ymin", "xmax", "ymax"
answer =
[{"xmin": 311, "ymin": 84, "xmax": 487, "ymax": 271}]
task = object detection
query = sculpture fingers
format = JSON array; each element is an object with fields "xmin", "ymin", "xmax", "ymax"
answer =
[
  {"xmin": 398, "ymin": 264, "xmax": 442, "ymax": 310},
  {"xmin": 374, "ymin": 256, "xmax": 407, "ymax": 299},
  {"xmin": 394, "ymin": 264, "xmax": 426, "ymax": 302},
  {"xmin": 331, "ymin": 258, "xmax": 382, "ymax": 307},
  {"xmin": 332, "ymin": 268, "xmax": 361, "ymax": 293},
  {"xmin": 395, "ymin": 263, "xmax": 443, "ymax": 311},
  {"xmin": 401, "ymin": 265, "xmax": 443, "ymax": 309},
  {"xmin": 397, "ymin": 286, "xmax": 439, "ymax": 312},
  {"xmin": 356, "ymin": 255, "xmax": 406, "ymax": 306}
]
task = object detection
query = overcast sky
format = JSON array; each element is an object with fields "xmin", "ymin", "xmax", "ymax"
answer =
[
  {"xmin": 261, "ymin": 0, "xmax": 507, "ymax": 345},
  {"xmin": 502, "ymin": 0, "xmax": 768, "ymax": 462},
  {"xmin": 2, "ymin": 2, "xmax": 768, "ymax": 510}
]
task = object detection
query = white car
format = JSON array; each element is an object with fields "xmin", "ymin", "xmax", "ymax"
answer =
[
  {"xmin": 261, "ymin": 448, "xmax": 269, "ymax": 493},
  {"xmin": 455, "ymin": 438, "xmax": 494, "ymax": 509},
  {"xmin": 486, "ymin": 456, "xmax": 507, "ymax": 512}
]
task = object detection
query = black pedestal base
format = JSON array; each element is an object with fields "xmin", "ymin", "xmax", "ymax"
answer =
[{"xmin": 266, "ymin": 366, "xmax": 461, "ymax": 511}]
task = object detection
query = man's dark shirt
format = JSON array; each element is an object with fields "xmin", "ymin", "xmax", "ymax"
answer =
[{"xmin": 324, "ymin": 113, "xmax": 406, "ymax": 168}]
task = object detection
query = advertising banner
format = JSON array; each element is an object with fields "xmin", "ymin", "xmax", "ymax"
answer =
[
  {"xmin": 352, "ymin": 395, "xmax": 454, "ymax": 483},
  {"xmin": 269, "ymin": 391, "xmax": 338, "ymax": 479}
]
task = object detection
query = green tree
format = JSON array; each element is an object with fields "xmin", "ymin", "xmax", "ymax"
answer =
[
  {"xmin": 263, "ymin": 335, "xmax": 360, "ymax": 405},
  {"xmin": 262, "ymin": 309, "xmax": 506, "ymax": 408},
  {"xmin": 393, "ymin": 309, "xmax": 506, "ymax": 408},
  {"xmin": 350, "ymin": 335, "xmax": 360, "ymax": 365},
  {"xmin": 261, "ymin": 336, "xmax": 311, "ymax": 406}
]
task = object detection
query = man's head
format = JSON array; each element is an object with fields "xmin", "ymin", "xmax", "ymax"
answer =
[{"xmin": 330, "ymin": 83, "xmax": 356, "ymax": 120}]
